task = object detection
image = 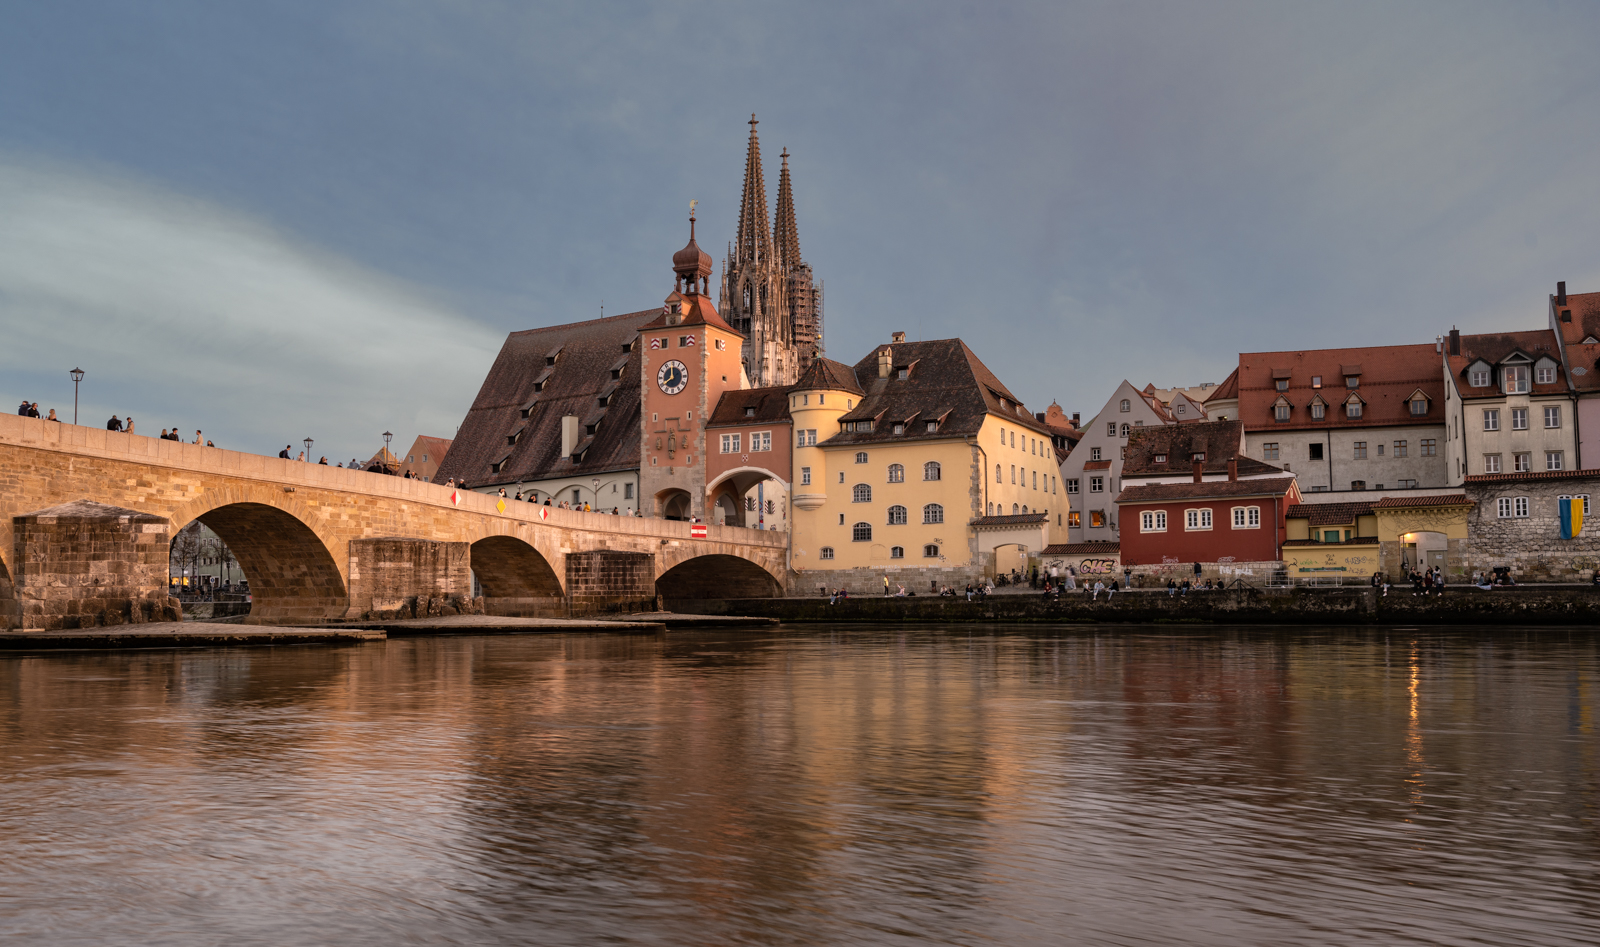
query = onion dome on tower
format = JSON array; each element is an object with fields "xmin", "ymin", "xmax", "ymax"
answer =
[{"xmin": 672, "ymin": 205, "xmax": 714, "ymax": 294}]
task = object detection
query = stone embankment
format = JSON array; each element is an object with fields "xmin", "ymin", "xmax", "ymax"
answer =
[{"xmin": 674, "ymin": 586, "xmax": 1600, "ymax": 626}]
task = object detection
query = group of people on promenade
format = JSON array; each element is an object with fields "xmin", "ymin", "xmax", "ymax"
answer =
[
  {"xmin": 16, "ymin": 401, "xmax": 55, "ymax": 420},
  {"xmin": 488, "ymin": 486, "xmax": 640, "ymax": 516}
]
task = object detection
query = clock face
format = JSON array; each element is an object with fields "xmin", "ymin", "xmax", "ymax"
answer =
[{"xmin": 657, "ymin": 359, "xmax": 689, "ymax": 395}]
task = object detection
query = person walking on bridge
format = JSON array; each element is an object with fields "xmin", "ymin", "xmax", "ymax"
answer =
[{"xmin": 280, "ymin": 446, "xmax": 292, "ymax": 459}]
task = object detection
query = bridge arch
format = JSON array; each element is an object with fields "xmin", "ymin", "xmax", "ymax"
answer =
[
  {"xmin": 168, "ymin": 488, "xmax": 347, "ymax": 623},
  {"xmin": 469, "ymin": 535, "xmax": 565, "ymax": 617},
  {"xmin": 656, "ymin": 552, "xmax": 784, "ymax": 602}
]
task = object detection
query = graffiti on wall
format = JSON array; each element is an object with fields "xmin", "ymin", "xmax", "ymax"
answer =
[{"xmin": 1078, "ymin": 558, "xmax": 1118, "ymax": 575}]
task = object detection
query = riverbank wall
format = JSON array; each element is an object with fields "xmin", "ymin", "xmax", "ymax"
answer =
[{"xmin": 669, "ymin": 586, "xmax": 1600, "ymax": 625}]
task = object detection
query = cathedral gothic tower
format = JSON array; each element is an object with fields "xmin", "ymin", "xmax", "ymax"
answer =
[{"xmin": 720, "ymin": 115, "xmax": 824, "ymax": 388}]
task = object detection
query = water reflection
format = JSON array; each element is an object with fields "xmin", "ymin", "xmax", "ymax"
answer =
[{"xmin": 2, "ymin": 627, "xmax": 1599, "ymax": 946}]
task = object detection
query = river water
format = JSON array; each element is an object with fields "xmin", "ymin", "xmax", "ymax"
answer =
[{"xmin": 2, "ymin": 625, "xmax": 1597, "ymax": 946}]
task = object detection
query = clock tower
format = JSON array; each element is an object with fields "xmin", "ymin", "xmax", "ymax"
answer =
[{"xmin": 638, "ymin": 212, "xmax": 746, "ymax": 520}]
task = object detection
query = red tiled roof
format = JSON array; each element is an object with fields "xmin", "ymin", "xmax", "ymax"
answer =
[
  {"xmin": 1285, "ymin": 501, "xmax": 1374, "ymax": 525},
  {"xmin": 1236, "ymin": 343, "xmax": 1445, "ymax": 432},
  {"xmin": 707, "ymin": 387, "xmax": 795, "ymax": 427},
  {"xmin": 1206, "ymin": 367, "xmax": 1239, "ymax": 402},
  {"xmin": 970, "ymin": 513, "xmax": 1049, "ymax": 527},
  {"xmin": 1369, "ymin": 494, "xmax": 1471, "ymax": 509},
  {"xmin": 1282, "ymin": 537, "xmax": 1379, "ymax": 547},
  {"xmin": 1551, "ymin": 290, "xmax": 1600, "ymax": 391},
  {"xmin": 1043, "ymin": 541, "xmax": 1121, "ymax": 555},
  {"xmin": 638, "ymin": 291, "xmax": 739, "ymax": 335},
  {"xmin": 1120, "ymin": 419, "xmax": 1286, "ymax": 479},
  {"xmin": 1115, "ymin": 477, "xmax": 1298, "ymax": 504},
  {"xmin": 1082, "ymin": 459, "xmax": 1112, "ymax": 470},
  {"xmin": 1463, "ymin": 469, "xmax": 1600, "ymax": 485},
  {"xmin": 1445, "ymin": 328, "xmax": 1568, "ymax": 400}
]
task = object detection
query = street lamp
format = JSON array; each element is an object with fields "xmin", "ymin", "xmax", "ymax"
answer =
[
  {"xmin": 304, "ymin": 437, "xmax": 313, "ymax": 461},
  {"xmin": 383, "ymin": 431, "xmax": 393, "ymax": 473},
  {"xmin": 69, "ymin": 368, "xmax": 83, "ymax": 425}
]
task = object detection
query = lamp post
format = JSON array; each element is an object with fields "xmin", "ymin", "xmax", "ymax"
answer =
[
  {"xmin": 304, "ymin": 437, "xmax": 313, "ymax": 462},
  {"xmin": 69, "ymin": 368, "xmax": 83, "ymax": 425},
  {"xmin": 383, "ymin": 431, "xmax": 393, "ymax": 474}
]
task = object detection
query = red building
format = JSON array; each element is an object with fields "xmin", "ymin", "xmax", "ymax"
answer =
[{"xmin": 1115, "ymin": 474, "xmax": 1300, "ymax": 566}]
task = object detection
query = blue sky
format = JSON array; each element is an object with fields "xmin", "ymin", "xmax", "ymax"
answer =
[{"xmin": 3, "ymin": 1, "xmax": 1598, "ymax": 460}]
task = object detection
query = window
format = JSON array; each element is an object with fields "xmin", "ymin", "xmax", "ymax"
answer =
[
  {"xmin": 1397, "ymin": 479, "xmax": 1418, "ymax": 488},
  {"xmin": 1480, "ymin": 409, "xmax": 1500, "ymax": 431},
  {"xmin": 852, "ymin": 522, "xmax": 872, "ymax": 542},
  {"xmin": 1176, "ymin": 404, "xmax": 1187, "ymax": 416},
  {"xmin": 1393, "ymin": 440, "xmax": 1408, "ymax": 458},
  {"xmin": 923, "ymin": 503, "xmax": 944, "ymax": 524},
  {"xmin": 1120, "ymin": 423, "xmax": 1130, "ymax": 437},
  {"xmin": 1496, "ymin": 498, "xmax": 1512, "ymax": 518},
  {"xmin": 1420, "ymin": 439, "xmax": 1436, "ymax": 457},
  {"xmin": 887, "ymin": 464, "xmax": 904, "ymax": 483},
  {"xmin": 839, "ymin": 513, "xmax": 845, "ymax": 524},
  {"xmin": 1011, "ymin": 465, "xmax": 1016, "ymax": 483},
  {"xmin": 852, "ymin": 484, "xmax": 871, "ymax": 502},
  {"xmin": 1504, "ymin": 365, "xmax": 1530, "ymax": 394},
  {"xmin": 797, "ymin": 429, "xmax": 817, "ymax": 446},
  {"xmin": 1090, "ymin": 447, "xmax": 1102, "ymax": 461},
  {"xmin": 1346, "ymin": 400, "xmax": 1362, "ymax": 419},
  {"xmin": 923, "ymin": 544, "xmax": 941, "ymax": 558},
  {"xmin": 1465, "ymin": 367, "xmax": 1491, "ymax": 387},
  {"xmin": 1545, "ymin": 406, "xmax": 1562, "ymax": 429},
  {"xmin": 1090, "ymin": 511, "xmax": 1105, "ymax": 528},
  {"xmin": 1120, "ymin": 399, "xmax": 1131, "ymax": 412},
  {"xmin": 1353, "ymin": 441, "xmax": 1367, "ymax": 459},
  {"xmin": 1311, "ymin": 402, "xmax": 1325, "ymax": 420},
  {"xmin": 892, "ymin": 424, "xmax": 904, "ymax": 435},
  {"xmin": 1107, "ymin": 422, "xmax": 1116, "ymax": 436},
  {"xmin": 800, "ymin": 467, "xmax": 812, "ymax": 486},
  {"xmin": 1309, "ymin": 443, "xmax": 1324, "ymax": 461},
  {"xmin": 1538, "ymin": 365, "xmax": 1556, "ymax": 384},
  {"xmin": 1185, "ymin": 509, "xmax": 1213, "ymax": 530},
  {"xmin": 1514, "ymin": 453, "xmax": 1531, "ymax": 473},
  {"xmin": 819, "ymin": 546, "xmax": 834, "ymax": 560},
  {"xmin": 839, "ymin": 472, "xmax": 845, "ymax": 484},
  {"xmin": 1033, "ymin": 471, "xmax": 1039, "ymax": 489},
  {"xmin": 1351, "ymin": 480, "xmax": 1367, "ymax": 490},
  {"xmin": 1232, "ymin": 506, "xmax": 1261, "ymax": 528},
  {"xmin": 1484, "ymin": 454, "xmax": 1501, "ymax": 474},
  {"xmin": 1559, "ymin": 495, "xmax": 1592, "ymax": 517},
  {"xmin": 1068, "ymin": 511, "xmax": 1081, "ymax": 528},
  {"xmin": 1410, "ymin": 396, "xmax": 1428, "ymax": 416},
  {"xmin": 996, "ymin": 464, "xmax": 1002, "ymax": 483},
  {"xmin": 924, "ymin": 461, "xmax": 941, "ymax": 481},
  {"xmin": 1511, "ymin": 408, "xmax": 1528, "ymax": 431},
  {"xmin": 855, "ymin": 451, "xmax": 868, "ymax": 463},
  {"xmin": 625, "ymin": 483, "xmax": 634, "ymax": 499},
  {"xmin": 1311, "ymin": 376, "xmax": 1323, "ymax": 388},
  {"xmin": 1346, "ymin": 376, "xmax": 1360, "ymax": 388},
  {"xmin": 1497, "ymin": 497, "xmax": 1530, "ymax": 518},
  {"xmin": 1013, "ymin": 504, "xmax": 1020, "ymax": 514},
  {"xmin": 887, "ymin": 505, "xmax": 907, "ymax": 525},
  {"xmin": 1066, "ymin": 478, "xmax": 1080, "ymax": 494},
  {"xmin": 1140, "ymin": 510, "xmax": 1168, "ymax": 532},
  {"xmin": 1263, "ymin": 442, "xmax": 1280, "ymax": 461},
  {"xmin": 719, "ymin": 433, "xmax": 740, "ymax": 453},
  {"xmin": 1276, "ymin": 379, "xmax": 1289, "ymax": 392},
  {"xmin": 1090, "ymin": 476, "xmax": 1104, "ymax": 493},
  {"xmin": 1547, "ymin": 451, "xmax": 1564, "ymax": 471},
  {"xmin": 1154, "ymin": 452, "xmax": 1168, "ymax": 463},
  {"xmin": 751, "ymin": 432, "xmax": 771, "ymax": 451},
  {"xmin": 1275, "ymin": 404, "xmax": 1290, "ymax": 422}
]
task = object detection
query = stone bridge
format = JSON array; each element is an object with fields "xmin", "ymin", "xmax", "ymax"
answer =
[{"xmin": 0, "ymin": 414, "xmax": 788, "ymax": 630}]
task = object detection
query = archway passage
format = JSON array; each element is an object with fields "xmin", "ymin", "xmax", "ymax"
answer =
[
  {"xmin": 471, "ymin": 536, "xmax": 564, "ymax": 617},
  {"xmin": 659, "ymin": 490, "xmax": 693, "ymax": 521},
  {"xmin": 657, "ymin": 554, "xmax": 782, "ymax": 604},
  {"xmin": 196, "ymin": 503, "xmax": 346, "ymax": 623}
]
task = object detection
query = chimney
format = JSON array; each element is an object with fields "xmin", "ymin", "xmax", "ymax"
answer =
[
  {"xmin": 1035, "ymin": 412, "xmax": 1046, "ymax": 422},
  {"xmin": 877, "ymin": 346, "xmax": 893, "ymax": 378},
  {"xmin": 1228, "ymin": 457, "xmax": 1238, "ymax": 482},
  {"xmin": 1557, "ymin": 281, "xmax": 1567, "ymax": 306},
  {"xmin": 561, "ymin": 415, "xmax": 580, "ymax": 457},
  {"xmin": 1072, "ymin": 412, "xmax": 1080, "ymax": 425},
  {"xmin": 1192, "ymin": 458, "xmax": 1203, "ymax": 483},
  {"xmin": 891, "ymin": 331, "xmax": 906, "ymax": 343},
  {"xmin": 1448, "ymin": 327, "xmax": 1460, "ymax": 356}
]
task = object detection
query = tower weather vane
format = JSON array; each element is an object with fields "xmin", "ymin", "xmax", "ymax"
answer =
[{"xmin": 690, "ymin": 199, "xmax": 697, "ymax": 217}]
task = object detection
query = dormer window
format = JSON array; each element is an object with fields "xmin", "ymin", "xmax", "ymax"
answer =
[
  {"xmin": 1346, "ymin": 393, "xmax": 1364, "ymax": 419},
  {"xmin": 745, "ymin": 406, "xmax": 756, "ymax": 417},
  {"xmin": 1503, "ymin": 365, "xmax": 1530, "ymax": 394},
  {"xmin": 926, "ymin": 420, "xmax": 938, "ymax": 433},
  {"xmin": 1409, "ymin": 394, "xmax": 1429, "ymax": 416},
  {"xmin": 1310, "ymin": 399, "xmax": 1326, "ymax": 420},
  {"xmin": 1311, "ymin": 376, "xmax": 1323, "ymax": 388},
  {"xmin": 896, "ymin": 368, "xmax": 908, "ymax": 380},
  {"xmin": 671, "ymin": 303, "xmax": 682, "ymax": 315},
  {"xmin": 1192, "ymin": 452, "xmax": 1205, "ymax": 462},
  {"xmin": 1537, "ymin": 365, "xmax": 1556, "ymax": 385},
  {"xmin": 1154, "ymin": 453, "xmax": 1168, "ymax": 463},
  {"xmin": 892, "ymin": 423, "xmax": 905, "ymax": 434},
  {"xmin": 1275, "ymin": 379, "xmax": 1289, "ymax": 392},
  {"xmin": 1345, "ymin": 376, "xmax": 1359, "ymax": 388},
  {"xmin": 610, "ymin": 369, "xmax": 621, "ymax": 380},
  {"xmin": 532, "ymin": 381, "xmax": 545, "ymax": 392},
  {"xmin": 598, "ymin": 395, "xmax": 610, "ymax": 407},
  {"xmin": 1469, "ymin": 367, "xmax": 1489, "ymax": 387}
]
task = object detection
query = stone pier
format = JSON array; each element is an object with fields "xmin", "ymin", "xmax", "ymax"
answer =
[{"xmin": 13, "ymin": 501, "xmax": 181, "ymax": 630}]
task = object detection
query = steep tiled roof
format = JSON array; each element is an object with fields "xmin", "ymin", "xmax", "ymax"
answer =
[
  {"xmin": 1115, "ymin": 477, "xmax": 1298, "ymax": 504},
  {"xmin": 1285, "ymin": 501, "xmax": 1373, "ymax": 526},
  {"xmin": 1369, "ymin": 494, "xmax": 1471, "ymax": 508},
  {"xmin": 708, "ymin": 387, "xmax": 795, "ymax": 427},
  {"xmin": 638, "ymin": 291, "xmax": 739, "ymax": 335},
  {"xmin": 825, "ymin": 338, "xmax": 1049, "ymax": 447},
  {"xmin": 1206, "ymin": 367, "xmax": 1239, "ymax": 402},
  {"xmin": 1042, "ymin": 541, "xmax": 1120, "ymax": 555},
  {"xmin": 436, "ymin": 309, "xmax": 650, "ymax": 488},
  {"xmin": 1120, "ymin": 419, "xmax": 1285, "ymax": 479},
  {"xmin": 793, "ymin": 357, "xmax": 864, "ymax": 394},
  {"xmin": 1082, "ymin": 459, "xmax": 1112, "ymax": 471},
  {"xmin": 1463, "ymin": 469, "xmax": 1600, "ymax": 485},
  {"xmin": 1446, "ymin": 329, "xmax": 1568, "ymax": 400},
  {"xmin": 1553, "ymin": 290, "xmax": 1600, "ymax": 392},
  {"xmin": 970, "ymin": 513, "xmax": 1048, "ymax": 527},
  {"xmin": 1237, "ymin": 343, "xmax": 1445, "ymax": 432},
  {"xmin": 1283, "ymin": 537, "xmax": 1379, "ymax": 547}
]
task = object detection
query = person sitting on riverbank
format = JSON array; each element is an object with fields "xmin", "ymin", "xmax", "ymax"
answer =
[{"xmin": 1091, "ymin": 580, "xmax": 1105, "ymax": 601}]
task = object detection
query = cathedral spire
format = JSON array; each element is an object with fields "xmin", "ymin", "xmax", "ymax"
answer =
[
  {"xmin": 773, "ymin": 148, "xmax": 802, "ymax": 270},
  {"xmin": 733, "ymin": 114, "xmax": 771, "ymax": 266}
]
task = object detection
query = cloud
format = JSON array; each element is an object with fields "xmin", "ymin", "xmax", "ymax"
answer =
[{"xmin": 0, "ymin": 155, "xmax": 503, "ymax": 460}]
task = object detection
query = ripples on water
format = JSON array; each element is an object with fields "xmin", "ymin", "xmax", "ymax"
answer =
[{"xmin": 1, "ymin": 625, "xmax": 1598, "ymax": 946}]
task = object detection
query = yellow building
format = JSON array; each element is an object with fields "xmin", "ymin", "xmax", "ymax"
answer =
[
  {"xmin": 1285, "ymin": 494, "xmax": 1472, "ymax": 580},
  {"xmin": 789, "ymin": 333, "xmax": 1067, "ymax": 593}
]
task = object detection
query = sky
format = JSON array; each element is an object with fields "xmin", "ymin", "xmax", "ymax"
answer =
[{"xmin": 3, "ymin": 1, "xmax": 1599, "ymax": 460}]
